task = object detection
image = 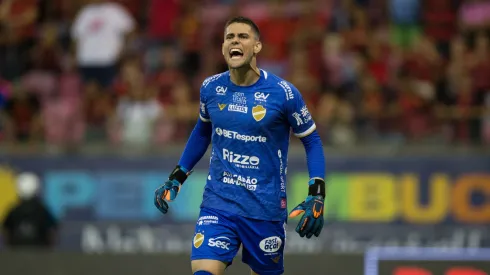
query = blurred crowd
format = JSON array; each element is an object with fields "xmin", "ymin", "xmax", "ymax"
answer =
[{"xmin": 0, "ymin": 0, "xmax": 490, "ymax": 152}]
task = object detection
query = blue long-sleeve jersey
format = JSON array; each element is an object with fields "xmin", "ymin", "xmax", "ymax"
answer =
[{"xmin": 181, "ymin": 69, "xmax": 325, "ymax": 221}]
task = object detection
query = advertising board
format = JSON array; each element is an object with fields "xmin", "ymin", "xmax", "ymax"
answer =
[
  {"xmin": 365, "ymin": 247, "xmax": 490, "ymax": 275},
  {"xmin": 0, "ymin": 155, "xmax": 489, "ymax": 253},
  {"xmin": 1, "ymin": 155, "xmax": 489, "ymax": 224}
]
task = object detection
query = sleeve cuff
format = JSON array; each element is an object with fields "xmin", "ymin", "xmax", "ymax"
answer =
[
  {"xmin": 199, "ymin": 114, "xmax": 211, "ymax": 122},
  {"xmin": 294, "ymin": 124, "xmax": 316, "ymax": 138}
]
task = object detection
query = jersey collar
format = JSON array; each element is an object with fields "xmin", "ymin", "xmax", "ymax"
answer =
[{"xmin": 226, "ymin": 69, "xmax": 265, "ymax": 91}]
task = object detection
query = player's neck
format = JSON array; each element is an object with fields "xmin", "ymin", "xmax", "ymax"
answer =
[{"xmin": 229, "ymin": 65, "xmax": 260, "ymax": 87}]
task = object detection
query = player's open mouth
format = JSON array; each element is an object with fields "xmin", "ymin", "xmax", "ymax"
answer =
[{"xmin": 229, "ymin": 49, "xmax": 243, "ymax": 60}]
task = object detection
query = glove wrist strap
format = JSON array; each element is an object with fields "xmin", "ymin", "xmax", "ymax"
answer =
[
  {"xmin": 169, "ymin": 165, "xmax": 191, "ymax": 184},
  {"xmin": 308, "ymin": 178, "xmax": 326, "ymax": 198}
]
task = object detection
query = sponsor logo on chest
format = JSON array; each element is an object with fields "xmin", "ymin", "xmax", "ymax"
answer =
[{"xmin": 216, "ymin": 90, "xmax": 269, "ymax": 121}]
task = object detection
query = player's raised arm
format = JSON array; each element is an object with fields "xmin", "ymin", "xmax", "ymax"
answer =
[
  {"xmin": 154, "ymin": 85, "xmax": 212, "ymax": 215},
  {"xmin": 283, "ymin": 82, "xmax": 326, "ymax": 239}
]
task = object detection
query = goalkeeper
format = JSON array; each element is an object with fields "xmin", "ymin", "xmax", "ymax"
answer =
[{"xmin": 154, "ymin": 16, "xmax": 326, "ymax": 275}]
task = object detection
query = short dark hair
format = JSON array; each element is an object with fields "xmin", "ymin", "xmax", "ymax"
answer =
[{"xmin": 224, "ymin": 16, "xmax": 260, "ymax": 40}]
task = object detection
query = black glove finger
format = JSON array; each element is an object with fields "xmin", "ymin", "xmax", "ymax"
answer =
[
  {"xmin": 314, "ymin": 218, "xmax": 324, "ymax": 237},
  {"xmin": 295, "ymin": 215, "xmax": 305, "ymax": 234},
  {"xmin": 154, "ymin": 194, "xmax": 168, "ymax": 214},
  {"xmin": 154, "ymin": 194, "xmax": 161, "ymax": 208},
  {"xmin": 309, "ymin": 218, "xmax": 321, "ymax": 238},
  {"xmin": 305, "ymin": 218, "xmax": 316, "ymax": 239},
  {"xmin": 159, "ymin": 200, "xmax": 169, "ymax": 214},
  {"xmin": 296, "ymin": 216, "xmax": 309, "ymax": 237}
]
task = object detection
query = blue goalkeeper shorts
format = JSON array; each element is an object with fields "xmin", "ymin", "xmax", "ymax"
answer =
[{"xmin": 191, "ymin": 207, "xmax": 286, "ymax": 275}]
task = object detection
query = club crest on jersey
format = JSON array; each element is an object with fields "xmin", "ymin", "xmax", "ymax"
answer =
[
  {"xmin": 193, "ymin": 233, "xmax": 204, "ymax": 248},
  {"xmin": 218, "ymin": 103, "xmax": 227, "ymax": 111},
  {"xmin": 252, "ymin": 105, "xmax": 266, "ymax": 121}
]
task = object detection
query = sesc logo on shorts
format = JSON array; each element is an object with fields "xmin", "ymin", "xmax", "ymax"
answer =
[
  {"xmin": 208, "ymin": 236, "xmax": 231, "ymax": 250},
  {"xmin": 259, "ymin": 236, "xmax": 282, "ymax": 253},
  {"xmin": 193, "ymin": 233, "xmax": 204, "ymax": 248}
]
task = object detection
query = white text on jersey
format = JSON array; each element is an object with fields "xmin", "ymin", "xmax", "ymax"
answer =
[
  {"xmin": 278, "ymin": 81, "xmax": 294, "ymax": 100},
  {"xmin": 216, "ymin": 86, "xmax": 227, "ymax": 95},
  {"xmin": 228, "ymin": 104, "xmax": 248, "ymax": 113},
  {"xmin": 223, "ymin": 148, "xmax": 260, "ymax": 169},
  {"xmin": 254, "ymin": 92, "xmax": 269, "ymax": 102},
  {"xmin": 222, "ymin": 171, "xmax": 258, "ymax": 191},
  {"xmin": 215, "ymin": 128, "xmax": 267, "ymax": 143}
]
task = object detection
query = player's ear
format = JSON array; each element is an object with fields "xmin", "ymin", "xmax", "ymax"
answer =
[
  {"xmin": 254, "ymin": 41, "xmax": 262, "ymax": 55},
  {"xmin": 222, "ymin": 43, "xmax": 226, "ymax": 56}
]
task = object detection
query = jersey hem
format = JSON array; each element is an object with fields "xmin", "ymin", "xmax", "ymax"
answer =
[{"xmin": 201, "ymin": 205, "xmax": 286, "ymax": 222}]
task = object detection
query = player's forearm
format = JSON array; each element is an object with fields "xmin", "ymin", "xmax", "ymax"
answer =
[
  {"xmin": 178, "ymin": 119, "xmax": 212, "ymax": 171},
  {"xmin": 300, "ymin": 130, "xmax": 326, "ymax": 179}
]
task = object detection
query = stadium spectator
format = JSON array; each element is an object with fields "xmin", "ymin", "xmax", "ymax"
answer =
[
  {"xmin": 146, "ymin": 0, "xmax": 180, "ymax": 41},
  {"xmin": 83, "ymin": 80, "xmax": 116, "ymax": 142},
  {"xmin": 178, "ymin": 1, "xmax": 202, "ymax": 78},
  {"xmin": 71, "ymin": 0, "xmax": 135, "ymax": 88},
  {"xmin": 110, "ymin": 59, "xmax": 166, "ymax": 147},
  {"xmin": 1, "ymin": 172, "xmax": 58, "ymax": 249},
  {"xmin": 30, "ymin": 21, "xmax": 63, "ymax": 74},
  {"xmin": 422, "ymin": 0, "xmax": 458, "ymax": 59},
  {"xmin": 389, "ymin": 0, "xmax": 421, "ymax": 49},
  {"xmin": 163, "ymin": 78, "xmax": 199, "ymax": 141},
  {"xmin": 0, "ymin": 83, "xmax": 42, "ymax": 143},
  {"xmin": 0, "ymin": 0, "xmax": 39, "ymax": 81}
]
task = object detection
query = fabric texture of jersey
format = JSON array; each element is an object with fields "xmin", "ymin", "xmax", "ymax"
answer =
[
  {"xmin": 199, "ymin": 69, "xmax": 317, "ymax": 221},
  {"xmin": 191, "ymin": 207, "xmax": 286, "ymax": 275}
]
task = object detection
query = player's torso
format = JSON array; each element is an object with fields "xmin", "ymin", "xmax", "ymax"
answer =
[{"xmin": 201, "ymin": 73, "xmax": 290, "ymax": 220}]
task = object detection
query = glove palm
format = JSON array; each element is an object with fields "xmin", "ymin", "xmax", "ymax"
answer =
[
  {"xmin": 154, "ymin": 179, "xmax": 181, "ymax": 214},
  {"xmin": 154, "ymin": 166, "xmax": 190, "ymax": 214},
  {"xmin": 288, "ymin": 178, "xmax": 326, "ymax": 238},
  {"xmin": 289, "ymin": 195, "xmax": 324, "ymax": 238}
]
